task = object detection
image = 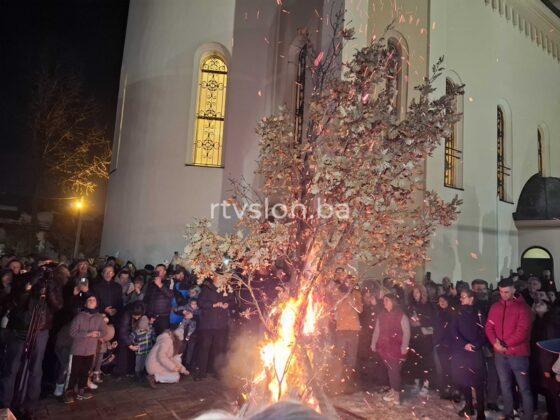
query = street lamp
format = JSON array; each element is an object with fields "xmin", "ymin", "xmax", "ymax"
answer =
[{"xmin": 73, "ymin": 198, "xmax": 85, "ymax": 259}]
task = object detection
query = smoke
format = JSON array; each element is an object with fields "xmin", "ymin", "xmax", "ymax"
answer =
[{"xmin": 217, "ymin": 325, "xmax": 263, "ymax": 392}]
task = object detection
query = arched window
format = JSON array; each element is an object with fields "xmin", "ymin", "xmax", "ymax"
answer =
[
  {"xmin": 497, "ymin": 105, "xmax": 512, "ymax": 202},
  {"xmin": 192, "ymin": 55, "xmax": 228, "ymax": 167},
  {"xmin": 444, "ymin": 78, "xmax": 463, "ymax": 189},
  {"xmin": 537, "ymin": 128, "xmax": 543, "ymax": 176},
  {"xmin": 386, "ymin": 36, "xmax": 408, "ymax": 119}
]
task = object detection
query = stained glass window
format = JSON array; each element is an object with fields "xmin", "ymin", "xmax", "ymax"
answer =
[
  {"xmin": 193, "ymin": 55, "xmax": 228, "ymax": 167},
  {"xmin": 444, "ymin": 79, "xmax": 462, "ymax": 188},
  {"xmin": 497, "ymin": 106, "xmax": 511, "ymax": 201}
]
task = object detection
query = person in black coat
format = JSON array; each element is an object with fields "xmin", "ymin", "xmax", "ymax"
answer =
[
  {"xmin": 113, "ymin": 301, "xmax": 146, "ymax": 376},
  {"xmin": 143, "ymin": 272, "xmax": 173, "ymax": 335},
  {"xmin": 91, "ymin": 265, "xmax": 123, "ymax": 322},
  {"xmin": 406, "ymin": 285, "xmax": 435, "ymax": 395},
  {"xmin": 193, "ymin": 276, "xmax": 233, "ymax": 380},
  {"xmin": 433, "ymin": 294, "xmax": 456, "ymax": 399},
  {"xmin": 451, "ymin": 289, "xmax": 487, "ymax": 420}
]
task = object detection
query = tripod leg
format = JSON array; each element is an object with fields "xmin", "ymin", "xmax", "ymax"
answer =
[{"xmin": 64, "ymin": 354, "xmax": 73, "ymax": 393}]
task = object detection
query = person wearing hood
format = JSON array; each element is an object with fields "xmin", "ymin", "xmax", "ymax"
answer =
[
  {"xmin": 146, "ymin": 326, "xmax": 188, "ymax": 386},
  {"xmin": 65, "ymin": 294, "xmax": 107, "ymax": 403},
  {"xmin": 485, "ymin": 277, "xmax": 533, "ymax": 420}
]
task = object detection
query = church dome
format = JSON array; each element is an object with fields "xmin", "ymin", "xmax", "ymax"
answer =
[{"xmin": 513, "ymin": 174, "xmax": 560, "ymax": 220}]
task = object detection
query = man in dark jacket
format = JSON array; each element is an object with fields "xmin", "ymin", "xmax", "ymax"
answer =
[
  {"xmin": 472, "ymin": 278, "xmax": 500, "ymax": 411},
  {"xmin": 91, "ymin": 265, "xmax": 123, "ymax": 322},
  {"xmin": 144, "ymin": 269, "xmax": 173, "ymax": 335},
  {"xmin": 485, "ymin": 277, "xmax": 533, "ymax": 420},
  {"xmin": 0, "ymin": 268, "xmax": 63, "ymax": 418},
  {"xmin": 193, "ymin": 276, "xmax": 233, "ymax": 380},
  {"xmin": 113, "ymin": 301, "xmax": 145, "ymax": 376}
]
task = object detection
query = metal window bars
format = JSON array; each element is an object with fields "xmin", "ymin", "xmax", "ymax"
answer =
[{"xmin": 444, "ymin": 141, "xmax": 462, "ymax": 188}]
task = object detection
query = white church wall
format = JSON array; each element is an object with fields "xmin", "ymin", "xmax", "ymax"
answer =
[
  {"xmin": 101, "ymin": 0, "xmax": 235, "ymax": 265},
  {"xmin": 347, "ymin": 0, "xmax": 430, "ymax": 281},
  {"xmin": 426, "ymin": 0, "xmax": 560, "ymax": 285},
  {"xmin": 218, "ymin": 0, "xmax": 326, "ymax": 232}
]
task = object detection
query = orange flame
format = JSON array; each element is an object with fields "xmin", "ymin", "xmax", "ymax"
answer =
[{"xmin": 253, "ymin": 292, "xmax": 321, "ymax": 407}]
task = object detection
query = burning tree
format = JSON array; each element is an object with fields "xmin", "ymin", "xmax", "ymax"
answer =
[{"xmin": 181, "ymin": 13, "xmax": 462, "ymax": 416}]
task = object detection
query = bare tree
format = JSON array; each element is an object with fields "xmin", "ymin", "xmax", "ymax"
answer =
[{"xmin": 28, "ymin": 63, "xmax": 111, "ymax": 219}]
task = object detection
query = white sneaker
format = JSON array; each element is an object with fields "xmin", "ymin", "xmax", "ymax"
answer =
[
  {"xmin": 418, "ymin": 386, "xmax": 429, "ymax": 398},
  {"xmin": 87, "ymin": 379, "xmax": 98, "ymax": 390},
  {"xmin": 54, "ymin": 383, "xmax": 65, "ymax": 397}
]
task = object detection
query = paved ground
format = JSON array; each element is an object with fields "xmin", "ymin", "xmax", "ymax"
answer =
[
  {"xmin": 35, "ymin": 376, "xmax": 238, "ymax": 420},
  {"xmin": 31, "ymin": 377, "xmax": 549, "ymax": 419}
]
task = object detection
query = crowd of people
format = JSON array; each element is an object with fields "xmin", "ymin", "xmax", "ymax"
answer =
[
  {"xmin": 347, "ymin": 269, "xmax": 560, "ymax": 420},
  {"xmin": 0, "ymin": 253, "xmax": 558, "ymax": 420},
  {"xmin": 0, "ymin": 254, "xmax": 235, "ymax": 419}
]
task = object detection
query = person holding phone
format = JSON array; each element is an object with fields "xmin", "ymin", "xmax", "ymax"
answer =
[{"xmin": 451, "ymin": 289, "xmax": 487, "ymax": 419}]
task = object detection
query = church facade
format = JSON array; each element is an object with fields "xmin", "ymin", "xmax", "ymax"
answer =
[{"xmin": 101, "ymin": 0, "xmax": 560, "ymax": 285}]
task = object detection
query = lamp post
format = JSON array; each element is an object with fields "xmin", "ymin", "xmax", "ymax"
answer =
[{"xmin": 73, "ymin": 198, "xmax": 85, "ymax": 259}]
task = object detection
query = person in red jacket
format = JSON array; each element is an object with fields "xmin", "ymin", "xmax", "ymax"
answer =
[
  {"xmin": 485, "ymin": 277, "xmax": 533, "ymax": 420},
  {"xmin": 371, "ymin": 293, "xmax": 410, "ymax": 405}
]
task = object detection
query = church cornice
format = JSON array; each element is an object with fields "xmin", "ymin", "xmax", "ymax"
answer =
[{"xmin": 484, "ymin": 0, "xmax": 560, "ymax": 63}]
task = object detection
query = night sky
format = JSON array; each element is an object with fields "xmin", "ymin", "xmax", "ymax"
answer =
[{"xmin": 0, "ymin": 0, "xmax": 129, "ymax": 208}]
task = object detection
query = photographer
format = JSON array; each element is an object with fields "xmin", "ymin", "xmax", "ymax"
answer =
[
  {"xmin": 485, "ymin": 277, "xmax": 533, "ymax": 420},
  {"xmin": 0, "ymin": 265, "xmax": 63, "ymax": 418}
]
